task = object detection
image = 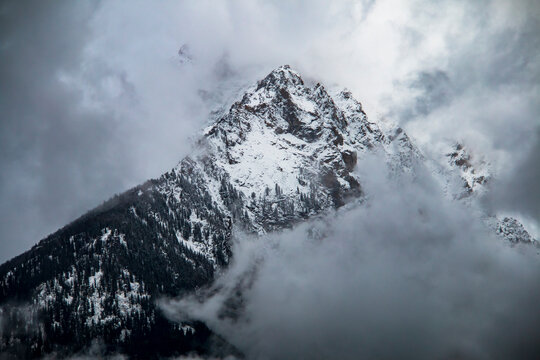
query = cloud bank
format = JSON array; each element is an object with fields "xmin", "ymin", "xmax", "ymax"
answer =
[
  {"xmin": 0, "ymin": 0, "xmax": 538, "ymax": 272},
  {"xmin": 162, "ymin": 155, "xmax": 540, "ymax": 360},
  {"xmin": 1, "ymin": 1, "xmax": 539, "ymax": 357}
]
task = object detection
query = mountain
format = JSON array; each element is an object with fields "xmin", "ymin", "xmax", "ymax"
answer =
[{"xmin": 0, "ymin": 65, "xmax": 535, "ymax": 359}]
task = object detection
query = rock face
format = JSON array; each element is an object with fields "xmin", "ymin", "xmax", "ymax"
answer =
[
  {"xmin": 0, "ymin": 66, "xmax": 404, "ymax": 359},
  {"xmin": 200, "ymin": 65, "xmax": 394, "ymax": 230},
  {"xmin": 446, "ymin": 143, "xmax": 489, "ymax": 196},
  {"xmin": 497, "ymin": 217, "xmax": 535, "ymax": 244},
  {"xmin": 0, "ymin": 65, "xmax": 533, "ymax": 359}
]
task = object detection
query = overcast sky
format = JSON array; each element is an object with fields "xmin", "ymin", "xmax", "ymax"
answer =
[
  {"xmin": 1, "ymin": 0, "xmax": 539, "ymax": 264},
  {"xmin": 1, "ymin": 1, "xmax": 540, "ymax": 358}
]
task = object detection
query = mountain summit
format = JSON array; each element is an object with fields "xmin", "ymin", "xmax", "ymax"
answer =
[
  {"xmin": 0, "ymin": 66, "xmax": 533, "ymax": 359},
  {"xmin": 0, "ymin": 65, "xmax": 404, "ymax": 358}
]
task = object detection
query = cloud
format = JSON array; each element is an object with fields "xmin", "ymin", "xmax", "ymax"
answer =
[
  {"xmin": 0, "ymin": 0, "xmax": 116, "ymax": 262},
  {"xmin": 162, "ymin": 154, "xmax": 540, "ymax": 360},
  {"xmin": 0, "ymin": 0, "xmax": 538, "ymax": 270},
  {"xmin": 488, "ymin": 129, "xmax": 540, "ymax": 229},
  {"xmin": 388, "ymin": 1, "xmax": 540, "ymax": 139},
  {"xmin": 1, "ymin": 2, "xmax": 538, "ymax": 357}
]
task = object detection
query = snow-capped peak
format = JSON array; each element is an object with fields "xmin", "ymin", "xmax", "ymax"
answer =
[
  {"xmin": 185, "ymin": 66, "xmax": 424, "ymax": 233},
  {"xmin": 256, "ymin": 64, "xmax": 304, "ymax": 89},
  {"xmin": 1, "ymin": 65, "xmax": 536, "ymax": 360}
]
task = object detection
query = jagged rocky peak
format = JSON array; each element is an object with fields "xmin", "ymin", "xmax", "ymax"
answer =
[
  {"xmin": 213, "ymin": 65, "xmax": 352, "ymax": 141},
  {"xmin": 448, "ymin": 143, "xmax": 472, "ymax": 169},
  {"xmin": 497, "ymin": 217, "xmax": 536, "ymax": 244},
  {"xmin": 334, "ymin": 89, "xmax": 364, "ymax": 116},
  {"xmin": 446, "ymin": 142, "xmax": 489, "ymax": 195},
  {"xmin": 207, "ymin": 65, "xmax": 386, "ymax": 148},
  {"xmin": 196, "ymin": 67, "xmax": 424, "ymax": 222},
  {"xmin": 256, "ymin": 64, "xmax": 305, "ymax": 89},
  {"xmin": 198, "ymin": 65, "xmax": 395, "ymax": 221},
  {"xmin": 0, "ymin": 64, "xmax": 531, "ymax": 359}
]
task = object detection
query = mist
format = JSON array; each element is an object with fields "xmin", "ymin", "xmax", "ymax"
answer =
[
  {"xmin": 1, "ymin": 1, "xmax": 539, "ymax": 359},
  {"xmin": 1, "ymin": 0, "xmax": 539, "ymax": 262},
  {"xmin": 1, "ymin": 0, "xmax": 539, "ymax": 356},
  {"xmin": 161, "ymin": 155, "xmax": 540, "ymax": 360}
]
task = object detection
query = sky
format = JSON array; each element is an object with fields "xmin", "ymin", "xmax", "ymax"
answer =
[
  {"xmin": 1, "ymin": 0, "xmax": 539, "ymax": 263},
  {"xmin": 1, "ymin": 0, "xmax": 539, "ymax": 358}
]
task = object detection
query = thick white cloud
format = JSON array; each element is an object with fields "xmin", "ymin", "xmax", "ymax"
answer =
[
  {"xmin": 1, "ymin": 0, "xmax": 538, "ymax": 267},
  {"xmin": 162, "ymin": 155, "xmax": 540, "ymax": 359},
  {"xmin": 1, "ymin": 1, "xmax": 539, "ymax": 357}
]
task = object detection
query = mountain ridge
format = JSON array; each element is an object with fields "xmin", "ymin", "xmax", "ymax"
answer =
[
  {"xmin": 0, "ymin": 65, "xmax": 536, "ymax": 359},
  {"xmin": 1, "ymin": 65, "xmax": 389, "ymax": 358}
]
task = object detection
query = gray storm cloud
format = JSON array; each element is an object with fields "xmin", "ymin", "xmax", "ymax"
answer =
[
  {"xmin": 1, "ymin": 1, "xmax": 539, "ymax": 358},
  {"xmin": 0, "ymin": 0, "xmax": 539, "ymax": 307},
  {"xmin": 161, "ymin": 155, "xmax": 540, "ymax": 360}
]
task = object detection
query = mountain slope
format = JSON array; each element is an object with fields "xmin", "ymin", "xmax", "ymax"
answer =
[
  {"xmin": 0, "ymin": 65, "xmax": 533, "ymax": 359},
  {"xmin": 0, "ymin": 65, "xmax": 416, "ymax": 359}
]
